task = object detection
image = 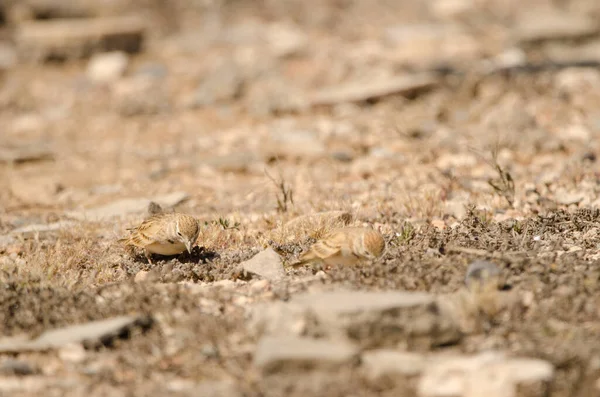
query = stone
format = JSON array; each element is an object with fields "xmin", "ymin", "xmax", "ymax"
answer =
[
  {"xmin": 361, "ymin": 350, "xmax": 426, "ymax": 380},
  {"xmin": 514, "ymin": 11, "xmax": 598, "ymax": 43},
  {"xmin": 253, "ymin": 335, "xmax": 358, "ymax": 374},
  {"xmin": 240, "ymin": 248, "xmax": 285, "ymax": 281},
  {"xmin": 10, "ymin": 221, "xmax": 76, "ymax": 238},
  {"xmin": 58, "ymin": 343, "xmax": 87, "ymax": 363},
  {"xmin": 0, "ymin": 143, "xmax": 54, "ymax": 163},
  {"xmin": 418, "ymin": 352, "xmax": 554, "ymax": 397},
  {"xmin": 307, "ymin": 74, "xmax": 438, "ymax": 106},
  {"xmin": 251, "ymin": 290, "xmax": 462, "ymax": 349},
  {"xmin": 86, "ymin": 51, "xmax": 128, "ymax": 83},
  {"xmin": 16, "ymin": 16, "xmax": 146, "ymax": 62},
  {"xmin": 0, "ymin": 315, "xmax": 153, "ymax": 352},
  {"xmin": 67, "ymin": 191, "xmax": 189, "ymax": 221},
  {"xmin": 249, "ymin": 300, "xmax": 310, "ymax": 336}
]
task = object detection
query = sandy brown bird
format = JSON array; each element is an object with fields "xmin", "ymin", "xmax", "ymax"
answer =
[
  {"xmin": 295, "ymin": 227, "xmax": 386, "ymax": 268},
  {"xmin": 119, "ymin": 212, "xmax": 200, "ymax": 264}
]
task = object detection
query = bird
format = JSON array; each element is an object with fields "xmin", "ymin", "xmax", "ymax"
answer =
[
  {"xmin": 147, "ymin": 201, "xmax": 165, "ymax": 216},
  {"xmin": 464, "ymin": 260, "xmax": 503, "ymax": 292},
  {"xmin": 119, "ymin": 212, "xmax": 201, "ymax": 265},
  {"xmin": 294, "ymin": 227, "xmax": 386, "ymax": 268}
]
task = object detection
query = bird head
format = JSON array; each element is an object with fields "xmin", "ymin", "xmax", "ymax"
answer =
[{"xmin": 176, "ymin": 216, "xmax": 200, "ymax": 254}]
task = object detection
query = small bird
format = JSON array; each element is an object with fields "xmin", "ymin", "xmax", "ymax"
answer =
[
  {"xmin": 119, "ymin": 212, "xmax": 200, "ymax": 264},
  {"xmin": 147, "ymin": 201, "xmax": 164, "ymax": 216},
  {"xmin": 294, "ymin": 227, "xmax": 386, "ymax": 268},
  {"xmin": 464, "ymin": 260, "xmax": 503, "ymax": 291}
]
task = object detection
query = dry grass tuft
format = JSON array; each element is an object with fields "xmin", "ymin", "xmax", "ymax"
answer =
[{"xmin": 4, "ymin": 223, "xmax": 126, "ymax": 288}]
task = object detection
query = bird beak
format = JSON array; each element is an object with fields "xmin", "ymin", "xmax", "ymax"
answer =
[{"xmin": 185, "ymin": 241, "xmax": 193, "ymax": 254}]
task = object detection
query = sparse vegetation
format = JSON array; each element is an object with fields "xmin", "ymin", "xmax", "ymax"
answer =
[
  {"xmin": 265, "ymin": 167, "xmax": 294, "ymax": 213},
  {"xmin": 486, "ymin": 146, "xmax": 516, "ymax": 208}
]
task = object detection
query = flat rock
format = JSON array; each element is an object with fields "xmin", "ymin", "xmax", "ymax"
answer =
[
  {"xmin": 307, "ymin": 74, "xmax": 438, "ymax": 106},
  {"xmin": 418, "ymin": 351, "xmax": 554, "ymax": 397},
  {"xmin": 0, "ymin": 315, "xmax": 153, "ymax": 352},
  {"xmin": 361, "ymin": 350, "xmax": 426, "ymax": 380},
  {"xmin": 253, "ymin": 335, "xmax": 358, "ymax": 374},
  {"xmin": 67, "ymin": 191, "xmax": 189, "ymax": 221},
  {"xmin": 515, "ymin": 11, "xmax": 599, "ymax": 43},
  {"xmin": 0, "ymin": 143, "xmax": 54, "ymax": 163},
  {"xmin": 240, "ymin": 248, "xmax": 285, "ymax": 281},
  {"xmin": 86, "ymin": 51, "xmax": 129, "ymax": 83},
  {"xmin": 10, "ymin": 221, "xmax": 76, "ymax": 237},
  {"xmin": 251, "ymin": 290, "xmax": 462, "ymax": 349},
  {"xmin": 16, "ymin": 16, "xmax": 146, "ymax": 62}
]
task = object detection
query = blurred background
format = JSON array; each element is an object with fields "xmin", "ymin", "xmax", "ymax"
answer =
[{"xmin": 2, "ymin": 0, "xmax": 600, "ymax": 223}]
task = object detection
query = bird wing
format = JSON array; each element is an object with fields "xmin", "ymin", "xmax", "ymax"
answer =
[
  {"xmin": 299, "ymin": 230, "xmax": 346, "ymax": 262},
  {"xmin": 121, "ymin": 215, "xmax": 167, "ymax": 247}
]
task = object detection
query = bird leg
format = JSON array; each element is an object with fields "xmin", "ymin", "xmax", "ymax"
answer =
[{"xmin": 144, "ymin": 249, "xmax": 154, "ymax": 265}]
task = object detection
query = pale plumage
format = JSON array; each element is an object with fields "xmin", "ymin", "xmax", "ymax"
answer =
[
  {"xmin": 119, "ymin": 212, "xmax": 200, "ymax": 264},
  {"xmin": 295, "ymin": 227, "xmax": 386, "ymax": 268}
]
